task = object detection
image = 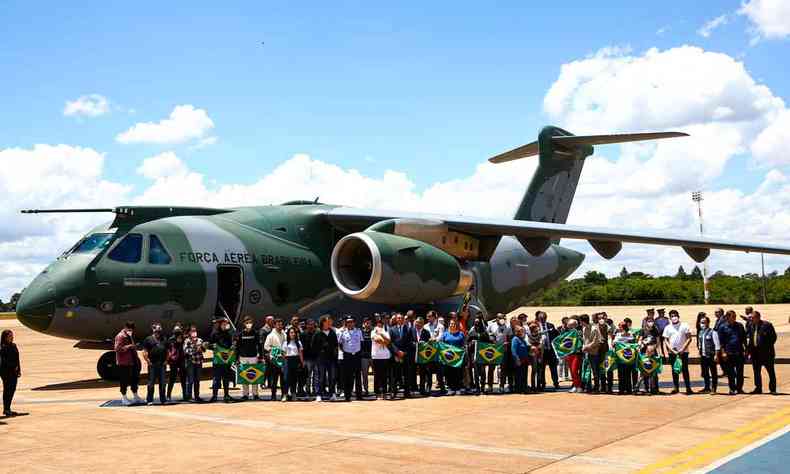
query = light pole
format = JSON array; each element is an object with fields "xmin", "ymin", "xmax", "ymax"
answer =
[{"xmin": 692, "ymin": 191, "xmax": 710, "ymax": 303}]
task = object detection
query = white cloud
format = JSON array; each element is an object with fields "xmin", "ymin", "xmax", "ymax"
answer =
[
  {"xmin": 656, "ymin": 26, "xmax": 669, "ymax": 35},
  {"xmin": 698, "ymin": 14, "xmax": 730, "ymax": 38},
  {"xmin": 63, "ymin": 94, "xmax": 110, "ymax": 118},
  {"xmin": 116, "ymin": 105, "xmax": 214, "ymax": 144},
  {"xmin": 740, "ymin": 0, "xmax": 790, "ymax": 43},
  {"xmin": 189, "ymin": 136, "xmax": 218, "ymax": 150},
  {"xmin": 136, "ymin": 151, "xmax": 189, "ymax": 180},
  {"xmin": 751, "ymin": 109, "xmax": 790, "ymax": 166}
]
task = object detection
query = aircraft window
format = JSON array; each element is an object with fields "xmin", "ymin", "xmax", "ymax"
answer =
[
  {"xmin": 71, "ymin": 233, "xmax": 114, "ymax": 254},
  {"xmin": 108, "ymin": 233, "xmax": 142, "ymax": 263},
  {"xmin": 149, "ymin": 235, "xmax": 172, "ymax": 264}
]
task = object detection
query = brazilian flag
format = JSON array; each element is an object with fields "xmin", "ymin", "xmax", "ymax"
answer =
[
  {"xmin": 672, "ymin": 355, "xmax": 683, "ymax": 374},
  {"xmin": 601, "ymin": 350, "xmax": 617, "ymax": 373},
  {"xmin": 213, "ymin": 345, "xmax": 236, "ymax": 366},
  {"xmin": 614, "ymin": 342, "xmax": 638, "ymax": 366},
  {"xmin": 638, "ymin": 354, "xmax": 662, "ymax": 376},
  {"xmin": 475, "ymin": 341, "xmax": 504, "ymax": 365},
  {"xmin": 436, "ymin": 342, "xmax": 465, "ymax": 368},
  {"xmin": 552, "ymin": 329, "xmax": 582, "ymax": 359},
  {"xmin": 416, "ymin": 341, "xmax": 438, "ymax": 364},
  {"xmin": 270, "ymin": 346, "xmax": 285, "ymax": 369},
  {"xmin": 237, "ymin": 363, "xmax": 266, "ymax": 385},
  {"xmin": 581, "ymin": 356, "xmax": 591, "ymax": 385}
]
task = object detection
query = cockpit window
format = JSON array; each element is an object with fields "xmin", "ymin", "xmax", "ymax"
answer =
[
  {"xmin": 71, "ymin": 233, "xmax": 114, "ymax": 254},
  {"xmin": 108, "ymin": 233, "xmax": 143, "ymax": 263},
  {"xmin": 149, "ymin": 235, "xmax": 172, "ymax": 264}
]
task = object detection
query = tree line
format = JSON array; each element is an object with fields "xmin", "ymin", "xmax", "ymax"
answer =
[
  {"xmin": 532, "ymin": 265, "xmax": 790, "ymax": 306},
  {"xmin": 0, "ymin": 293, "xmax": 21, "ymax": 313}
]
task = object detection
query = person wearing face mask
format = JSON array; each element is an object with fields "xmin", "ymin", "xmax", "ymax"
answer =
[
  {"xmin": 536, "ymin": 311, "xmax": 560, "ymax": 390},
  {"xmin": 662, "ymin": 310, "xmax": 692, "ymax": 395},
  {"xmin": 210, "ymin": 318, "xmax": 236, "ymax": 403},
  {"xmin": 183, "ymin": 326, "xmax": 206, "ymax": 402},
  {"xmin": 235, "ymin": 316, "xmax": 262, "ymax": 400},
  {"xmin": 143, "ymin": 322, "xmax": 168, "ymax": 405},
  {"xmin": 166, "ymin": 323, "xmax": 187, "ymax": 402},
  {"xmin": 696, "ymin": 315, "xmax": 720, "ymax": 394},
  {"xmin": 264, "ymin": 318, "xmax": 287, "ymax": 401},
  {"xmin": 746, "ymin": 311, "xmax": 777, "ymax": 395},
  {"xmin": 115, "ymin": 321, "xmax": 143, "ymax": 406}
]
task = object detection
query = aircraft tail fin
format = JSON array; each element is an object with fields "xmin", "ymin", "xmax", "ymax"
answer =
[{"xmin": 489, "ymin": 126, "xmax": 687, "ymax": 224}]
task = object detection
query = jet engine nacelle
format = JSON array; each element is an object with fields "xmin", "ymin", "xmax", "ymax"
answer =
[{"xmin": 330, "ymin": 231, "xmax": 473, "ymax": 304}]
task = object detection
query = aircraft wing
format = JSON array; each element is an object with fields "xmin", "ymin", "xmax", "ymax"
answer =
[{"xmin": 325, "ymin": 207, "xmax": 790, "ymax": 262}]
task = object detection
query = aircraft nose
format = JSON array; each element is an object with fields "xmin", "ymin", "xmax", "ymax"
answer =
[{"xmin": 16, "ymin": 273, "xmax": 57, "ymax": 333}]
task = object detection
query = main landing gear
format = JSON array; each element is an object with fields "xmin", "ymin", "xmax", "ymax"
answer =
[{"xmin": 97, "ymin": 351, "xmax": 119, "ymax": 381}]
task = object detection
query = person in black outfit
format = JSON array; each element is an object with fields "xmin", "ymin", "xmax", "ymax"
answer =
[
  {"xmin": 412, "ymin": 318, "xmax": 433, "ymax": 395},
  {"xmin": 210, "ymin": 318, "xmax": 236, "ymax": 402},
  {"xmin": 717, "ymin": 310, "xmax": 746, "ymax": 395},
  {"xmin": 235, "ymin": 316, "xmax": 262, "ymax": 400},
  {"xmin": 1, "ymin": 329, "xmax": 21, "ymax": 416},
  {"xmin": 143, "ymin": 322, "xmax": 168, "ymax": 405},
  {"xmin": 166, "ymin": 323, "xmax": 187, "ymax": 401},
  {"xmin": 300, "ymin": 319, "xmax": 318, "ymax": 397},
  {"xmin": 389, "ymin": 314, "xmax": 414, "ymax": 398},
  {"xmin": 536, "ymin": 311, "xmax": 560, "ymax": 389},
  {"xmin": 312, "ymin": 315, "xmax": 338, "ymax": 401},
  {"xmin": 747, "ymin": 311, "xmax": 777, "ymax": 394}
]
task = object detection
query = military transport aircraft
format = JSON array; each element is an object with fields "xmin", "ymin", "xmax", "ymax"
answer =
[{"xmin": 16, "ymin": 126, "xmax": 790, "ymax": 379}]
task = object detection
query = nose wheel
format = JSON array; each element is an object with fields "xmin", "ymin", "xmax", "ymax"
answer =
[{"xmin": 97, "ymin": 351, "xmax": 119, "ymax": 381}]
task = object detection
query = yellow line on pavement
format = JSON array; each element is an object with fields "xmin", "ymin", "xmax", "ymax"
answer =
[
  {"xmin": 636, "ymin": 405, "xmax": 790, "ymax": 474},
  {"xmin": 0, "ymin": 312, "xmax": 16, "ymax": 320}
]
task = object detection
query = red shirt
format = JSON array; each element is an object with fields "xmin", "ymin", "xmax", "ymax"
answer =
[{"xmin": 114, "ymin": 329, "xmax": 139, "ymax": 366}]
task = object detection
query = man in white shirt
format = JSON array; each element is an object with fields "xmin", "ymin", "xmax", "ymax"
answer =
[
  {"xmin": 662, "ymin": 310, "xmax": 692, "ymax": 394},
  {"xmin": 338, "ymin": 317, "xmax": 364, "ymax": 401},
  {"xmin": 264, "ymin": 319, "xmax": 286, "ymax": 400}
]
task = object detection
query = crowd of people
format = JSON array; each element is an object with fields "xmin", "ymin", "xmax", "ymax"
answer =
[{"xmin": 109, "ymin": 305, "xmax": 779, "ymax": 406}]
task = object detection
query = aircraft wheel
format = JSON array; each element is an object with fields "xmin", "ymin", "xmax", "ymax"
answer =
[{"xmin": 97, "ymin": 351, "xmax": 119, "ymax": 381}]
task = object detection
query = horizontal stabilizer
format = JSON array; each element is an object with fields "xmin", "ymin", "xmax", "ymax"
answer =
[{"xmin": 488, "ymin": 130, "xmax": 688, "ymax": 163}]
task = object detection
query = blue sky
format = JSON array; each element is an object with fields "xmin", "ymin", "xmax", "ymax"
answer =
[
  {"xmin": 2, "ymin": 1, "xmax": 785, "ymax": 188},
  {"xmin": 1, "ymin": 1, "xmax": 790, "ymax": 299}
]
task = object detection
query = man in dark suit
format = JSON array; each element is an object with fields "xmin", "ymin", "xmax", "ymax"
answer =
[
  {"xmin": 536, "ymin": 311, "xmax": 560, "ymax": 389},
  {"xmin": 717, "ymin": 310, "xmax": 746, "ymax": 395},
  {"xmin": 412, "ymin": 318, "xmax": 433, "ymax": 395},
  {"xmin": 747, "ymin": 311, "xmax": 777, "ymax": 394},
  {"xmin": 389, "ymin": 313, "xmax": 414, "ymax": 399}
]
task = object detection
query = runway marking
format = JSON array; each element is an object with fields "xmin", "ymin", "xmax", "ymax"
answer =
[
  {"xmin": 636, "ymin": 405, "xmax": 790, "ymax": 474},
  {"xmin": 126, "ymin": 408, "xmax": 643, "ymax": 469},
  {"xmin": 699, "ymin": 425, "xmax": 790, "ymax": 473}
]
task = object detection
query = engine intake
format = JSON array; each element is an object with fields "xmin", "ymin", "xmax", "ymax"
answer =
[{"xmin": 331, "ymin": 231, "xmax": 473, "ymax": 304}]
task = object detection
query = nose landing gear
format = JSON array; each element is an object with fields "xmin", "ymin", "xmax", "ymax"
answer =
[{"xmin": 97, "ymin": 351, "xmax": 119, "ymax": 381}]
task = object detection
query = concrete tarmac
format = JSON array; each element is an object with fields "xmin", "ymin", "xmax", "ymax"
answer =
[{"xmin": 1, "ymin": 304, "xmax": 789, "ymax": 473}]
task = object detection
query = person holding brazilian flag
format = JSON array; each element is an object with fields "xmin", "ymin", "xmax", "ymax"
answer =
[{"xmin": 209, "ymin": 317, "xmax": 237, "ymax": 403}]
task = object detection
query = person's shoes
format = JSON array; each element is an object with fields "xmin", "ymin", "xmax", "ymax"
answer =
[
  {"xmin": 770, "ymin": 390, "xmax": 778, "ymax": 395},
  {"xmin": 729, "ymin": 390, "xmax": 737, "ymax": 395},
  {"xmin": 132, "ymin": 393, "xmax": 144, "ymax": 404},
  {"xmin": 193, "ymin": 397, "xmax": 204, "ymax": 403},
  {"xmin": 569, "ymin": 387, "xmax": 576, "ymax": 393},
  {"xmin": 224, "ymin": 395, "xmax": 232, "ymax": 403},
  {"xmin": 699, "ymin": 388, "xmax": 710, "ymax": 393},
  {"xmin": 241, "ymin": 395, "xmax": 249, "ymax": 401},
  {"xmin": 737, "ymin": 389, "xmax": 746, "ymax": 394},
  {"xmin": 670, "ymin": 389, "xmax": 679, "ymax": 394},
  {"xmin": 121, "ymin": 396, "xmax": 132, "ymax": 406},
  {"xmin": 315, "ymin": 395, "xmax": 322, "ymax": 402},
  {"xmin": 282, "ymin": 396, "xmax": 289, "ymax": 402},
  {"xmin": 685, "ymin": 390, "xmax": 693, "ymax": 395},
  {"xmin": 253, "ymin": 395, "xmax": 259, "ymax": 401},
  {"xmin": 749, "ymin": 389, "xmax": 763, "ymax": 394},
  {"xmin": 329, "ymin": 394, "xmax": 337, "ymax": 401},
  {"xmin": 554, "ymin": 383, "xmax": 560, "ymax": 389}
]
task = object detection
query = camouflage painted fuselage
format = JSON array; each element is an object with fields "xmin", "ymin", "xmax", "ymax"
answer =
[{"xmin": 16, "ymin": 203, "xmax": 583, "ymax": 342}]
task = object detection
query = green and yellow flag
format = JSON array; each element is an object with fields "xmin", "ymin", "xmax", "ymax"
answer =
[
  {"xmin": 474, "ymin": 341, "xmax": 504, "ymax": 365},
  {"xmin": 552, "ymin": 329, "xmax": 582, "ymax": 359},
  {"xmin": 237, "ymin": 363, "xmax": 266, "ymax": 385},
  {"xmin": 638, "ymin": 354, "xmax": 662, "ymax": 376},
  {"xmin": 213, "ymin": 345, "xmax": 236, "ymax": 366},
  {"xmin": 614, "ymin": 342, "xmax": 638, "ymax": 366},
  {"xmin": 601, "ymin": 350, "xmax": 617, "ymax": 373},
  {"xmin": 270, "ymin": 346, "xmax": 285, "ymax": 369},
  {"xmin": 672, "ymin": 355, "xmax": 683, "ymax": 374},
  {"xmin": 581, "ymin": 356, "xmax": 591, "ymax": 385},
  {"xmin": 436, "ymin": 342, "xmax": 465, "ymax": 368},
  {"xmin": 416, "ymin": 341, "xmax": 438, "ymax": 364}
]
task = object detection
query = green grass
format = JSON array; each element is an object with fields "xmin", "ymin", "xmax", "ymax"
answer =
[{"xmin": 0, "ymin": 312, "xmax": 17, "ymax": 320}]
